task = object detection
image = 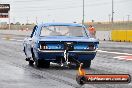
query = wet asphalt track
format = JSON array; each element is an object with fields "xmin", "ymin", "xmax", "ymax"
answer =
[{"xmin": 0, "ymin": 35, "xmax": 132, "ymax": 88}]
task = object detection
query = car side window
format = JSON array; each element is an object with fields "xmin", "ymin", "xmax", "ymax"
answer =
[{"xmin": 31, "ymin": 25, "xmax": 37, "ymax": 38}]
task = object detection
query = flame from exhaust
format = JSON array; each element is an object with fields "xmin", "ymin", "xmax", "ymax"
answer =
[{"xmin": 78, "ymin": 63, "xmax": 86, "ymax": 76}]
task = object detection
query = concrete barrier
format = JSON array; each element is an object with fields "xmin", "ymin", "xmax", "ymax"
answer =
[
  {"xmin": 126, "ymin": 30, "xmax": 132, "ymax": 42},
  {"xmin": 96, "ymin": 31, "xmax": 111, "ymax": 41},
  {"xmin": 111, "ymin": 30, "xmax": 132, "ymax": 42}
]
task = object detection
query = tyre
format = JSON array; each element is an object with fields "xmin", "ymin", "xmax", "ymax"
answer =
[
  {"xmin": 29, "ymin": 60, "xmax": 34, "ymax": 66},
  {"xmin": 43, "ymin": 61, "xmax": 50, "ymax": 68},
  {"xmin": 81, "ymin": 60, "xmax": 91, "ymax": 68},
  {"xmin": 35, "ymin": 59, "xmax": 50, "ymax": 68},
  {"xmin": 35, "ymin": 59, "xmax": 42, "ymax": 67}
]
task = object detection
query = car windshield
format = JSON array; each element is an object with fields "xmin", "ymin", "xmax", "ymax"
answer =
[{"xmin": 40, "ymin": 26, "xmax": 87, "ymax": 37}]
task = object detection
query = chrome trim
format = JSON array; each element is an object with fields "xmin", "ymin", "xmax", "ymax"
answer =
[
  {"xmin": 68, "ymin": 50, "xmax": 97, "ymax": 53},
  {"xmin": 38, "ymin": 49, "xmax": 64, "ymax": 53},
  {"xmin": 38, "ymin": 48, "xmax": 97, "ymax": 53}
]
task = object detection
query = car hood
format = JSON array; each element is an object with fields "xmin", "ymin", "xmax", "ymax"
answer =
[{"xmin": 39, "ymin": 36, "xmax": 99, "ymax": 43}]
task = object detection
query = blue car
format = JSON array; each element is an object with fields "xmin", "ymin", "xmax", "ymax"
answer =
[{"xmin": 23, "ymin": 23, "xmax": 99, "ymax": 68}]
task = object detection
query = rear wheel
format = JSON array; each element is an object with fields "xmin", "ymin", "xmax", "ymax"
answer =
[
  {"xmin": 35, "ymin": 59, "xmax": 42, "ymax": 67},
  {"xmin": 43, "ymin": 61, "xmax": 50, "ymax": 68},
  {"xmin": 29, "ymin": 60, "xmax": 34, "ymax": 66},
  {"xmin": 35, "ymin": 59, "xmax": 50, "ymax": 68},
  {"xmin": 81, "ymin": 60, "xmax": 91, "ymax": 68}
]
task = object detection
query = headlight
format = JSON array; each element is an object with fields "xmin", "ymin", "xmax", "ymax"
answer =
[{"xmin": 40, "ymin": 43, "xmax": 48, "ymax": 50}]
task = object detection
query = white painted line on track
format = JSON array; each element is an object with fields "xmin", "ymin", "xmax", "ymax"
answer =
[
  {"xmin": 1, "ymin": 38, "xmax": 6, "ymax": 40},
  {"xmin": 10, "ymin": 39, "xmax": 17, "ymax": 41},
  {"xmin": 98, "ymin": 50, "xmax": 132, "ymax": 61},
  {"xmin": 97, "ymin": 50, "xmax": 132, "ymax": 55},
  {"xmin": 114, "ymin": 56, "xmax": 132, "ymax": 61},
  {"xmin": 1, "ymin": 38, "xmax": 23, "ymax": 42},
  {"xmin": 16, "ymin": 40, "xmax": 23, "ymax": 42}
]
